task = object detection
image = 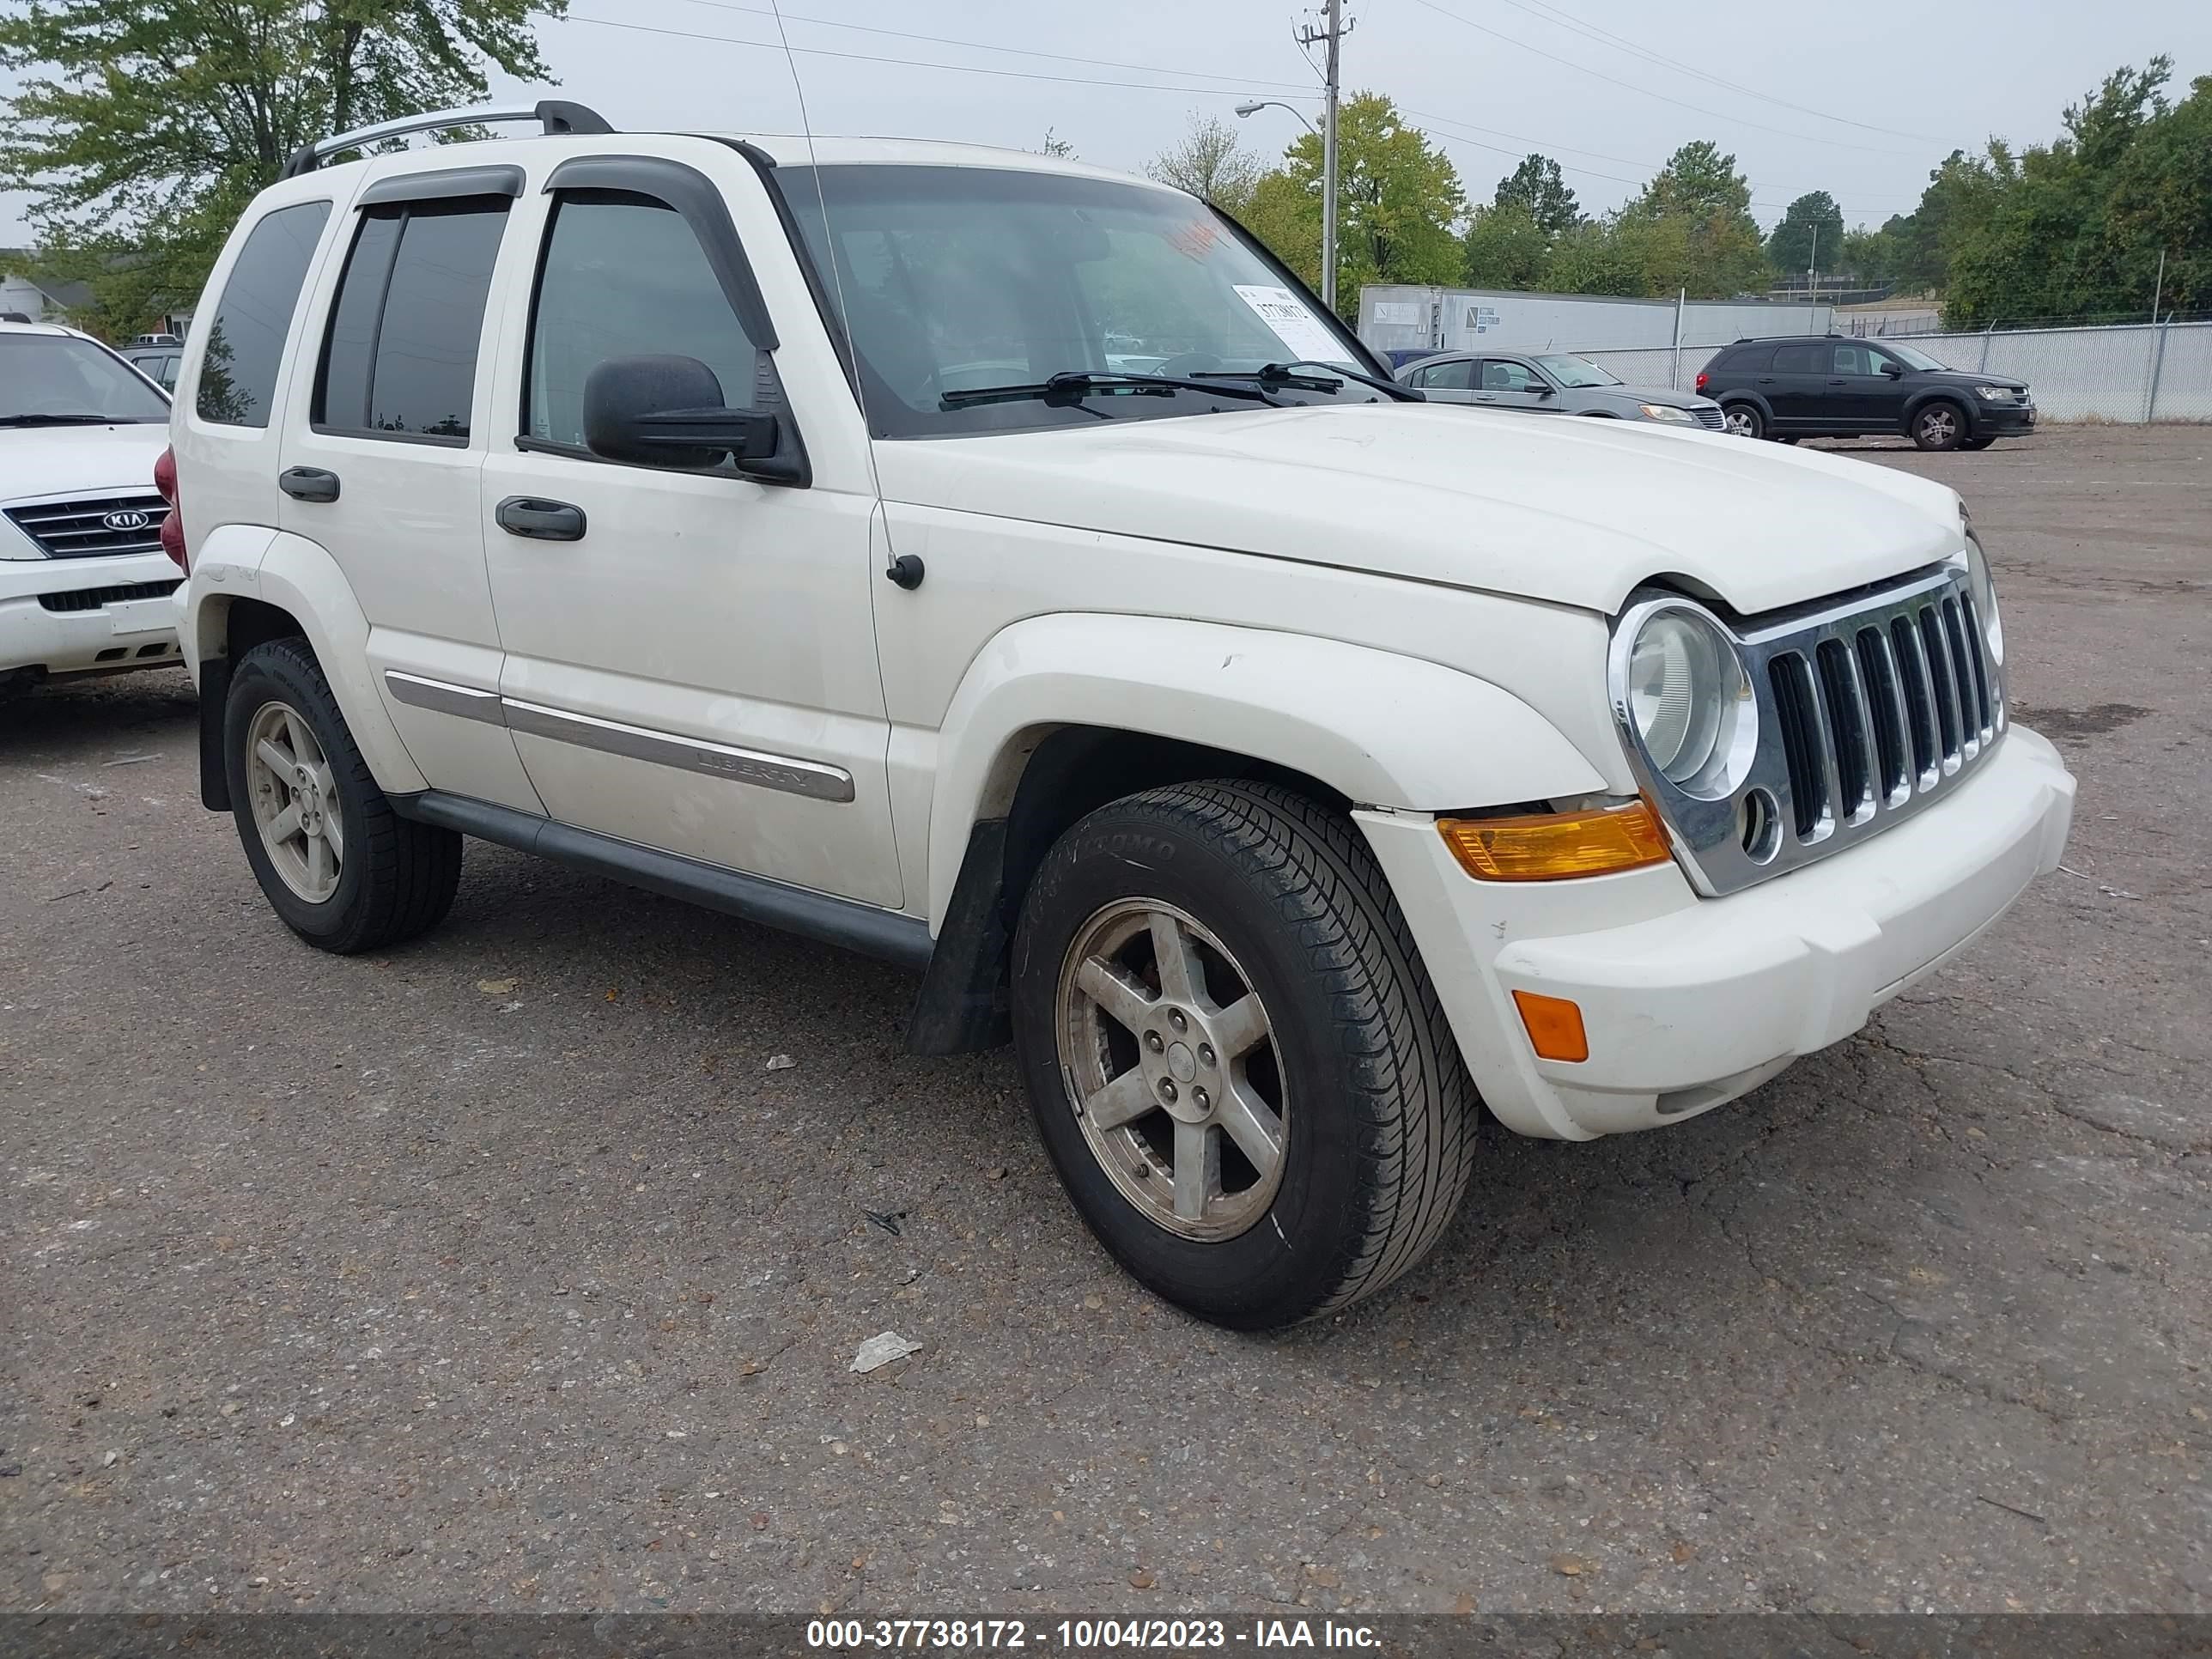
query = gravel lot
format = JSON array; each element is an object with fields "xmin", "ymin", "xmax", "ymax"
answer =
[{"xmin": 3, "ymin": 424, "xmax": 2207, "ymax": 1618}]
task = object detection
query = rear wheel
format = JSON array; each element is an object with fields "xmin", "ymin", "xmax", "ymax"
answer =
[
  {"xmin": 1011, "ymin": 781, "xmax": 1479, "ymax": 1329},
  {"xmin": 224, "ymin": 637, "xmax": 463, "ymax": 953},
  {"xmin": 1911, "ymin": 400, "xmax": 1967, "ymax": 451},
  {"xmin": 1722, "ymin": 403, "xmax": 1764, "ymax": 440}
]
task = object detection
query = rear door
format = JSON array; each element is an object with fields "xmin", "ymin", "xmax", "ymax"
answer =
[
  {"xmin": 1474, "ymin": 356, "xmax": 1558, "ymax": 414},
  {"xmin": 276, "ymin": 167, "xmax": 542, "ymax": 812},
  {"xmin": 1407, "ymin": 356, "xmax": 1475, "ymax": 404},
  {"xmin": 1764, "ymin": 342, "xmax": 1831, "ymax": 432}
]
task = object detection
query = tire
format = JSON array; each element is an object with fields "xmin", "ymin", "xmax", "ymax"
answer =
[
  {"xmin": 1960, "ymin": 435, "xmax": 1997, "ymax": 451},
  {"xmin": 1911, "ymin": 400, "xmax": 1968, "ymax": 451},
  {"xmin": 224, "ymin": 637, "xmax": 463, "ymax": 954},
  {"xmin": 1011, "ymin": 781, "xmax": 1479, "ymax": 1329},
  {"xmin": 1721, "ymin": 403, "xmax": 1764, "ymax": 440}
]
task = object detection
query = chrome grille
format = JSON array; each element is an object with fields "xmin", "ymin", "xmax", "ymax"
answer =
[
  {"xmin": 3, "ymin": 494, "xmax": 172, "ymax": 559},
  {"xmin": 1614, "ymin": 563, "xmax": 2004, "ymax": 896},
  {"xmin": 1691, "ymin": 406, "xmax": 1727, "ymax": 431}
]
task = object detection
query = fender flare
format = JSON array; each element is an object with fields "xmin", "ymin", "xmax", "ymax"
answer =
[
  {"xmin": 1903, "ymin": 387, "xmax": 1974, "ymax": 436},
  {"xmin": 922, "ymin": 613, "xmax": 1608, "ymax": 933},
  {"xmin": 1717, "ymin": 390, "xmax": 1773, "ymax": 423},
  {"xmin": 185, "ymin": 527, "xmax": 427, "ymax": 799}
]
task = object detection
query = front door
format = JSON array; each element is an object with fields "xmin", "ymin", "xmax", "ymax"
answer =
[
  {"xmin": 477, "ymin": 154, "xmax": 900, "ymax": 908},
  {"xmin": 1829, "ymin": 342, "xmax": 1908, "ymax": 432},
  {"xmin": 1474, "ymin": 356, "xmax": 1558, "ymax": 413}
]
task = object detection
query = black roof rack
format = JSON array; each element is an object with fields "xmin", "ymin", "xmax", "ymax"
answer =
[{"xmin": 280, "ymin": 100, "xmax": 615, "ymax": 180}]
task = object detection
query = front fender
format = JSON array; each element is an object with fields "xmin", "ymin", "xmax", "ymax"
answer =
[
  {"xmin": 185, "ymin": 528, "xmax": 426, "ymax": 798},
  {"xmin": 924, "ymin": 613, "xmax": 1608, "ymax": 931}
]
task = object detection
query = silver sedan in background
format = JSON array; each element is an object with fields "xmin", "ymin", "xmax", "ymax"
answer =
[{"xmin": 1399, "ymin": 349, "xmax": 1730, "ymax": 431}]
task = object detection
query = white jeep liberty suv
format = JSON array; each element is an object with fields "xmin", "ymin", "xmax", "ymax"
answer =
[{"xmin": 168, "ymin": 104, "xmax": 2076, "ymax": 1329}]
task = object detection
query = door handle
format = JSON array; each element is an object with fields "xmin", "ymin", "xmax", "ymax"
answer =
[
  {"xmin": 1757, "ymin": 376, "xmax": 1778, "ymax": 385},
  {"xmin": 496, "ymin": 496, "xmax": 587, "ymax": 542},
  {"xmin": 1826, "ymin": 378, "xmax": 1849, "ymax": 386},
  {"xmin": 278, "ymin": 466, "xmax": 340, "ymax": 503}
]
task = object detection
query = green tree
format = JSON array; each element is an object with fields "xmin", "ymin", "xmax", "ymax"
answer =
[
  {"xmin": 1617, "ymin": 141, "xmax": 1771, "ymax": 298},
  {"xmin": 1492, "ymin": 153, "xmax": 1579, "ymax": 234},
  {"xmin": 1883, "ymin": 146, "xmax": 2014, "ymax": 294},
  {"xmin": 1942, "ymin": 60, "xmax": 2210, "ymax": 326},
  {"xmin": 0, "ymin": 0, "xmax": 566, "ymax": 334},
  {"xmin": 1144, "ymin": 114, "xmax": 1262, "ymax": 216},
  {"xmin": 1765, "ymin": 191, "xmax": 1845, "ymax": 280},
  {"xmin": 1242, "ymin": 91, "xmax": 1466, "ymax": 318},
  {"xmin": 1536, "ymin": 220, "xmax": 1656, "ymax": 298},
  {"xmin": 1462, "ymin": 203, "xmax": 1553, "ymax": 289},
  {"xmin": 1838, "ymin": 224, "xmax": 1899, "ymax": 284}
]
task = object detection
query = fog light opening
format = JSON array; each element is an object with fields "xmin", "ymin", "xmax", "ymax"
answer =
[{"xmin": 1739, "ymin": 787, "xmax": 1781, "ymax": 863}]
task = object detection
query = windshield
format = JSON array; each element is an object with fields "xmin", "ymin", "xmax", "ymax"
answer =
[
  {"xmin": 781, "ymin": 165, "xmax": 1379, "ymax": 438},
  {"xmin": 1533, "ymin": 353, "xmax": 1621, "ymax": 388},
  {"xmin": 0, "ymin": 333, "xmax": 172, "ymax": 423},
  {"xmin": 1886, "ymin": 343, "xmax": 1952, "ymax": 372}
]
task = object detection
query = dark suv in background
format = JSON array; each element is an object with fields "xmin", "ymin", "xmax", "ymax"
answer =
[{"xmin": 1698, "ymin": 336, "xmax": 2034, "ymax": 451}]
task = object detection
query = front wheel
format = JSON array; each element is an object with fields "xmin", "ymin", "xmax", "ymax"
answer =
[
  {"xmin": 1722, "ymin": 403, "xmax": 1764, "ymax": 440},
  {"xmin": 1011, "ymin": 781, "xmax": 1479, "ymax": 1329},
  {"xmin": 224, "ymin": 637, "xmax": 463, "ymax": 953},
  {"xmin": 1911, "ymin": 401, "xmax": 1967, "ymax": 451}
]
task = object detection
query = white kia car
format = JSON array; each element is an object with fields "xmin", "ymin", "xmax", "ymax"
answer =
[{"xmin": 1, "ymin": 319, "xmax": 182, "ymax": 696}]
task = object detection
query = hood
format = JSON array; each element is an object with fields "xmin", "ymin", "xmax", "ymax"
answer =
[
  {"xmin": 872, "ymin": 403, "xmax": 1964, "ymax": 617},
  {"xmin": 1606, "ymin": 384, "xmax": 1710, "ymax": 410},
  {"xmin": 1919, "ymin": 368, "xmax": 2027, "ymax": 391},
  {"xmin": 0, "ymin": 422, "xmax": 171, "ymax": 507}
]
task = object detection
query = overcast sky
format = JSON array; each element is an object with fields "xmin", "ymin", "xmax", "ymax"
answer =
[{"xmin": 4, "ymin": 0, "xmax": 2209, "ymax": 247}]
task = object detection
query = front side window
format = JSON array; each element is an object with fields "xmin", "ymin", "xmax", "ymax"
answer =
[
  {"xmin": 0, "ymin": 334, "xmax": 172, "ymax": 425},
  {"xmin": 197, "ymin": 201, "xmax": 331, "ymax": 428},
  {"xmin": 1832, "ymin": 343, "xmax": 1890, "ymax": 377},
  {"xmin": 1481, "ymin": 359, "xmax": 1544, "ymax": 392},
  {"xmin": 782, "ymin": 164, "xmax": 1380, "ymax": 438},
  {"xmin": 524, "ymin": 192, "xmax": 759, "ymax": 452},
  {"xmin": 316, "ymin": 198, "xmax": 507, "ymax": 441}
]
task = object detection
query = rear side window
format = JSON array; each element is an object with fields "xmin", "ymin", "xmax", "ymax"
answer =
[
  {"xmin": 196, "ymin": 201, "xmax": 331, "ymax": 427},
  {"xmin": 316, "ymin": 198, "xmax": 508, "ymax": 442},
  {"xmin": 1771, "ymin": 343, "xmax": 1824, "ymax": 374},
  {"xmin": 524, "ymin": 192, "xmax": 760, "ymax": 451},
  {"xmin": 1411, "ymin": 359, "xmax": 1471, "ymax": 390}
]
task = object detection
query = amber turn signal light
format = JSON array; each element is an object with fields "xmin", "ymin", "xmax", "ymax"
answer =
[
  {"xmin": 1511, "ymin": 991, "xmax": 1590, "ymax": 1063},
  {"xmin": 1437, "ymin": 801, "xmax": 1669, "ymax": 882}
]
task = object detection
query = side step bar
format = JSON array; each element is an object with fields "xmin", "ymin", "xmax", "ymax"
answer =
[{"xmin": 392, "ymin": 791, "xmax": 933, "ymax": 972}]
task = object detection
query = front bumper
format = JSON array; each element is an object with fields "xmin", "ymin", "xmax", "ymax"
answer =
[
  {"xmin": 1979, "ymin": 399, "xmax": 2036, "ymax": 432},
  {"xmin": 1358, "ymin": 726, "xmax": 2076, "ymax": 1139},
  {"xmin": 0, "ymin": 550, "xmax": 185, "ymax": 678}
]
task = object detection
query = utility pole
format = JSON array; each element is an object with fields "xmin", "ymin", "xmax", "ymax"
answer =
[
  {"xmin": 1806, "ymin": 222, "xmax": 1819, "ymax": 307},
  {"xmin": 1296, "ymin": 0, "xmax": 1350, "ymax": 312},
  {"xmin": 2150, "ymin": 246, "xmax": 2166, "ymax": 325}
]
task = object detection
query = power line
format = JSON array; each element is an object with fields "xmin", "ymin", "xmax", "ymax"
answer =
[
  {"xmin": 1490, "ymin": 0, "xmax": 1939, "ymax": 143},
  {"xmin": 562, "ymin": 10, "xmax": 1328, "ymax": 101},
  {"xmin": 1401, "ymin": 0, "xmax": 1925, "ymax": 158},
  {"xmin": 661, "ymin": 0, "xmax": 1319, "ymax": 94}
]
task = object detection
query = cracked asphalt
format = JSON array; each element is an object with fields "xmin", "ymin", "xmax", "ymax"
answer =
[{"xmin": 3, "ymin": 425, "xmax": 2206, "ymax": 1618}]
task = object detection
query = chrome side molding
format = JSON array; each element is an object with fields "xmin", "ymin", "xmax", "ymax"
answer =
[{"xmin": 381, "ymin": 671, "xmax": 856, "ymax": 804}]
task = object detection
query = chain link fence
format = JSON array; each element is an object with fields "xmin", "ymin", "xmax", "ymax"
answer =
[{"xmin": 1571, "ymin": 321, "xmax": 2212, "ymax": 422}]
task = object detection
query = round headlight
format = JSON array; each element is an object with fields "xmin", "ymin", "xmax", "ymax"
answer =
[{"xmin": 1626, "ymin": 610, "xmax": 1752, "ymax": 792}]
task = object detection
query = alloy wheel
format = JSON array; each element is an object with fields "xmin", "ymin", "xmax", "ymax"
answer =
[
  {"xmin": 1054, "ymin": 899, "xmax": 1287, "ymax": 1242},
  {"xmin": 245, "ymin": 699, "xmax": 344, "ymax": 903}
]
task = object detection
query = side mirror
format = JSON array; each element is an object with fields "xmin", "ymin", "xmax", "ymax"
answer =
[
  {"xmin": 1529, "ymin": 380, "xmax": 1557, "ymax": 396},
  {"xmin": 1881, "ymin": 361, "xmax": 1906, "ymax": 377},
  {"xmin": 582, "ymin": 354, "xmax": 793, "ymax": 478}
]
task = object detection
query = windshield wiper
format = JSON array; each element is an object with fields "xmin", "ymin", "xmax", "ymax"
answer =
[
  {"xmin": 0, "ymin": 412, "xmax": 135, "ymax": 427},
  {"xmin": 940, "ymin": 370, "xmax": 1284, "ymax": 411},
  {"xmin": 1190, "ymin": 361, "xmax": 1424, "ymax": 402}
]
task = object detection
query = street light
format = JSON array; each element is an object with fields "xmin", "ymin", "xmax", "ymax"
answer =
[
  {"xmin": 1236, "ymin": 99, "xmax": 1334, "ymax": 310},
  {"xmin": 1234, "ymin": 100, "xmax": 1316, "ymax": 136}
]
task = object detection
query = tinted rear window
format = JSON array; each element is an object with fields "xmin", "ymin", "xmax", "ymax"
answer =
[
  {"xmin": 1771, "ymin": 343, "xmax": 1825, "ymax": 374},
  {"xmin": 197, "ymin": 201, "xmax": 332, "ymax": 427},
  {"xmin": 316, "ymin": 198, "xmax": 507, "ymax": 441}
]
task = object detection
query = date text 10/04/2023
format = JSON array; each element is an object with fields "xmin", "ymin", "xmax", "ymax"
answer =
[{"xmin": 805, "ymin": 1617, "xmax": 1384, "ymax": 1650}]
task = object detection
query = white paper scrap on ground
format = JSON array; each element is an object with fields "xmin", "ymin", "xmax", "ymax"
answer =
[
  {"xmin": 850, "ymin": 1331, "xmax": 921, "ymax": 1373},
  {"xmin": 1232, "ymin": 284, "xmax": 1348, "ymax": 364}
]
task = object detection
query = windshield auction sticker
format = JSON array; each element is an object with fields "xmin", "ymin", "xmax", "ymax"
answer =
[{"xmin": 1231, "ymin": 283, "xmax": 1345, "ymax": 362}]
